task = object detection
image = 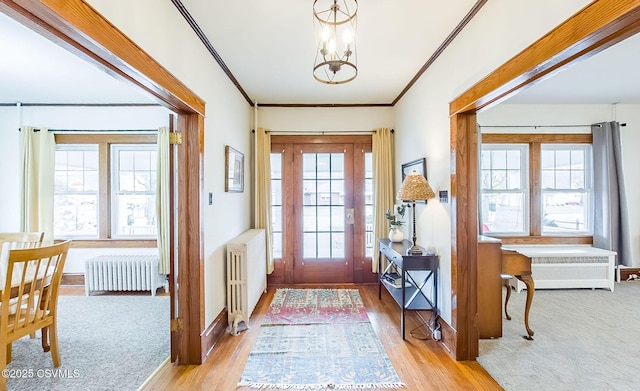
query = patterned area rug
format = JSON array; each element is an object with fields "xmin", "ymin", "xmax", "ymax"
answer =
[
  {"xmin": 238, "ymin": 288, "xmax": 403, "ymax": 390},
  {"xmin": 263, "ymin": 288, "xmax": 369, "ymax": 325}
]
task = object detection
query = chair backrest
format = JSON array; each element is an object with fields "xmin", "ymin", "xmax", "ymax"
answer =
[
  {"xmin": 0, "ymin": 240, "xmax": 71, "ymax": 337},
  {"xmin": 0, "ymin": 232, "xmax": 45, "ymax": 249},
  {"xmin": 0, "ymin": 232, "xmax": 46, "ymax": 288}
]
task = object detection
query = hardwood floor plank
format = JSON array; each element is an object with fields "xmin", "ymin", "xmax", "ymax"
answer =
[{"xmin": 140, "ymin": 285, "xmax": 501, "ymax": 390}]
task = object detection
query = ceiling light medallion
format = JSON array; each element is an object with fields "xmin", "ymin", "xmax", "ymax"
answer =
[{"xmin": 313, "ymin": 0, "xmax": 358, "ymax": 84}]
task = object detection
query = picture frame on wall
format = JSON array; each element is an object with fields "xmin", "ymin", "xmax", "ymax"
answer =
[
  {"xmin": 225, "ymin": 145, "xmax": 244, "ymax": 192},
  {"xmin": 401, "ymin": 157, "xmax": 426, "ymax": 181}
]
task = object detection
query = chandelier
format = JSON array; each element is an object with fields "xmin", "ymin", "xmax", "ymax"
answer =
[{"xmin": 313, "ymin": 0, "xmax": 358, "ymax": 84}]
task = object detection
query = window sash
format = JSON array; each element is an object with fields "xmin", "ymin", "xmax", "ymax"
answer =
[
  {"xmin": 111, "ymin": 145, "xmax": 157, "ymax": 239},
  {"xmin": 480, "ymin": 144, "xmax": 529, "ymax": 235}
]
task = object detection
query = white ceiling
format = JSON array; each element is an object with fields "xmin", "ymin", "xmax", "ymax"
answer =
[
  {"xmin": 1, "ymin": 2, "xmax": 639, "ymax": 106},
  {"xmin": 505, "ymin": 31, "xmax": 640, "ymax": 105},
  {"xmin": 0, "ymin": 11, "xmax": 152, "ymax": 105}
]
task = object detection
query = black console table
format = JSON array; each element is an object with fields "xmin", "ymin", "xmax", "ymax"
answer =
[{"xmin": 378, "ymin": 238, "xmax": 439, "ymax": 340}]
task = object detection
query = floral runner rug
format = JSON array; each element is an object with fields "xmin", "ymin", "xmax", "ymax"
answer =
[
  {"xmin": 238, "ymin": 288, "xmax": 403, "ymax": 390},
  {"xmin": 263, "ymin": 287, "xmax": 369, "ymax": 325}
]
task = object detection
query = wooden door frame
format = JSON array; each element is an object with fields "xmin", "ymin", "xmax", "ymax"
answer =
[
  {"xmin": 0, "ymin": 0, "xmax": 206, "ymax": 364},
  {"xmin": 449, "ymin": 0, "xmax": 640, "ymax": 360}
]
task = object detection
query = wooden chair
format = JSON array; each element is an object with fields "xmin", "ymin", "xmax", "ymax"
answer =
[
  {"xmin": 0, "ymin": 232, "xmax": 45, "ymax": 340},
  {"xmin": 0, "ymin": 232, "xmax": 45, "ymax": 249},
  {"xmin": 0, "ymin": 240, "xmax": 71, "ymax": 391}
]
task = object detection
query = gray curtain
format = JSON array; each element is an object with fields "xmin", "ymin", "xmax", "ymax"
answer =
[{"xmin": 592, "ymin": 121, "xmax": 631, "ymax": 266}]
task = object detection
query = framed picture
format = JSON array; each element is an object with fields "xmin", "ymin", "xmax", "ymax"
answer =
[
  {"xmin": 401, "ymin": 158, "xmax": 426, "ymax": 181},
  {"xmin": 225, "ymin": 145, "xmax": 244, "ymax": 192}
]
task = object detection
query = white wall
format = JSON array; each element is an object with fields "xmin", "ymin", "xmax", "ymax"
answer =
[
  {"xmin": 0, "ymin": 106, "xmax": 21, "ymax": 232},
  {"xmin": 86, "ymin": 0, "xmax": 253, "ymax": 326},
  {"xmin": 393, "ymin": 0, "xmax": 592, "ymax": 325},
  {"xmin": 0, "ymin": 105, "xmax": 170, "ymax": 271},
  {"xmin": 259, "ymin": 106, "xmax": 394, "ymax": 132},
  {"xmin": 479, "ymin": 103, "xmax": 640, "ymax": 267}
]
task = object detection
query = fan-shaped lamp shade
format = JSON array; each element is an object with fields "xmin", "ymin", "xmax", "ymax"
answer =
[
  {"xmin": 397, "ymin": 170, "xmax": 435, "ymax": 254},
  {"xmin": 397, "ymin": 171, "xmax": 435, "ymax": 201}
]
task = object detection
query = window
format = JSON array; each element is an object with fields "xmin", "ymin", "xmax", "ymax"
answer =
[
  {"xmin": 54, "ymin": 134, "xmax": 157, "ymax": 242},
  {"xmin": 54, "ymin": 145, "xmax": 99, "ymax": 237},
  {"xmin": 111, "ymin": 145, "xmax": 157, "ymax": 238},
  {"xmin": 481, "ymin": 134, "xmax": 593, "ymax": 238},
  {"xmin": 480, "ymin": 145, "xmax": 529, "ymax": 234},
  {"xmin": 541, "ymin": 144, "xmax": 592, "ymax": 234}
]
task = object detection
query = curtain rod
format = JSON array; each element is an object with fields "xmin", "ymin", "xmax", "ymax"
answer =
[
  {"xmin": 19, "ymin": 128, "xmax": 158, "ymax": 133},
  {"xmin": 251, "ymin": 129, "xmax": 393, "ymax": 134},
  {"xmin": 479, "ymin": 123, "xmax": 626, "ymax": 128}
]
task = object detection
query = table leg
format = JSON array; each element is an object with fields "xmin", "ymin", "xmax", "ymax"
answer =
[
  {"xmin": 516, "ymin": 273, "xmax": 535, "ymax": 340},
  {"xmin": 502, "ymin": 277, "xmax": 512, "ymax": 321}
]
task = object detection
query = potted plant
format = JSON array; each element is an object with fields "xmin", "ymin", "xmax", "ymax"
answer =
[{"xmin": 385, "ymin": 204, "xmax": 406, "ymax": 242}]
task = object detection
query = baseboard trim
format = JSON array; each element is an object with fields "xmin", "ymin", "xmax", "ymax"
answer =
[
  {"xmin": 62, "ymin": 273, "xmax": 85, "ymax": 286},
  {"xmin": 138, "ymin": 356, "xmax": 170, "ymax": 389},
  {"xmin": 201, "ymin": 309, "xmax": 228, "ymax": 362},
  {"xmin": 438, "ymin": 317, "xmax": 458, "ymax": 359}
]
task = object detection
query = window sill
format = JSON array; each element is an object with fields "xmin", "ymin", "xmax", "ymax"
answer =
[
  {"xmin": 59, "ymin": 239, "xmax": 157, "ymax": 248},
  {"xmin": 487, "ymin": 235, "xmax": 592, "ymax": 245}
]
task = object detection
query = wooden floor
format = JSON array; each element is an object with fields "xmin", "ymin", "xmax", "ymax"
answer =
[{"xmin": 139, "ymin": 285, "xmax": 502, "ymax": 391}]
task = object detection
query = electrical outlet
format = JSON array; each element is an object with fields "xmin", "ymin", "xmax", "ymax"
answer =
[{"xmin": 432, "ymin": 329, "xmax": 441, "ymax": 341}]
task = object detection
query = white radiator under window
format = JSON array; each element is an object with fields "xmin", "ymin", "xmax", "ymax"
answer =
[
  {"xmin": 84, "ymin": 255, "xmax": 164, "ymax": 296},
  {"xmin": 226, "ymin": 229, "xmax": 267, "ymax": 335}
]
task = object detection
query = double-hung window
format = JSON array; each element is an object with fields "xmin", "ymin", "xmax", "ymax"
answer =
[
  {"xmin": 111, "ymin": 145, "xmax": 157, "ymax": 238},
  {"xmin": 54, "ymin": 145, "xmax": 99, "ymax": 237},
  {"xmin": 480, "ymin": 144, "xmax": 529, "ymax": 235},
  {"xmin": 540, "ymin": 144, "xmax": 592, "ymax": 235}
]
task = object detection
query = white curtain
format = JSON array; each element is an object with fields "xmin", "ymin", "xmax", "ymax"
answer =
[
  {"xmin": 592, "ymin": 121, "xmax": 632, "ymax": 266},
  {"xmin": 254, "ymin": 128, "xmax": 274, "ymax": 274},
  {"xmin": 372, "ymin": 128, "xmax": 395, "ymax": 272},
  {"xmin": 156, "ymin": 127, "xmax": 170, "ymax": 274},
  {"xmin": 19, "ymin": 127, "xmax": 55, "ymax": 242}
]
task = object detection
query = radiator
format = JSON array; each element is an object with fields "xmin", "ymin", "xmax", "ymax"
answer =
[
  {"xmin": 84, "ymin": 255, "xmax": 163, "ymax": 296},
  {"xmin": 226, "ymin": 229, "xmax": 267, "ymax": 335}
]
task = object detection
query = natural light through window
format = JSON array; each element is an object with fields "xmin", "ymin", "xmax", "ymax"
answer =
[
  {"xmin": 271, "ymin": 153, "xmax": 283, "ymax": 258},
  {"xmin": 111, "ymin": 145, "xmax": 157, "ymax": 238},
  {"xmin": 54, "ymin": 145, "xmax": 99, "ymax": 237},
  {"xmin": 480, "ymin": 144, "xmax": 528, "ymax": 235},
  {"xmin": 541, "ymin": 144, "xmax": 592, "ymax": 234}
]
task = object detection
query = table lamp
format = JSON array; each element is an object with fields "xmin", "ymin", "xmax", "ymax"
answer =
[{"xmin": 397, "ymin": 170, "xmax": 435, "ymax": 254}]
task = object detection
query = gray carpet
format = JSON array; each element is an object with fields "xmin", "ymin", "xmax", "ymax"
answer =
[
  {"xmin": 5, "ymin": 295, "xmax": 170, "ymax": 391},
  {"xmin": 478, "ymin": 282, "xmax": 640, "ymax": 391}
]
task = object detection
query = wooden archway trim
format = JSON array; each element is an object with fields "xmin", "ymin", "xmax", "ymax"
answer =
[
  {"xmin": 451, "ymin": 0, "xmax": 640, "ymax": 116},
  {"xmin": 2, "ymin": 0, "xmax": 205, "ymax": 116},
  {"xmin": 448, "ymin": 0, "xmax": 640, "ymax": 360},
  {"xmin": 0, "ymin": 0, "xmax": 206, "ymax": 364}
]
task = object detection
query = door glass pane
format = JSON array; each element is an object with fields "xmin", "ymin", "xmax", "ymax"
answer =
[
  {"xmin": 302, "ymin": 152, "xmax": 345, "ymax": 258},
  {"xmin": 270, "ymin": 153, "xmax": 283, "ymax": 259},
  {"xmin": 303, "ymin": 206, "xmax": 317, "ymax": 231},
  {"xmin": 318, "ymin": 233, "xmax": 331, "ymax": 257},
  {"xmin": 303, "ymin": 233, "xmax": 316, "ymax": 258},
  {"xmin": 317, "ymin": 206, "xmax": 331, "ymax": 231},
  {"xmin": 364, "ymin": 153, "xmax": 373, "ymax": 258}
]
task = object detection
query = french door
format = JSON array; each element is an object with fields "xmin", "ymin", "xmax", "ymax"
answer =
[{"xmin": 270, "ymin": 136, "xmax": 375, "ymax": 284}]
